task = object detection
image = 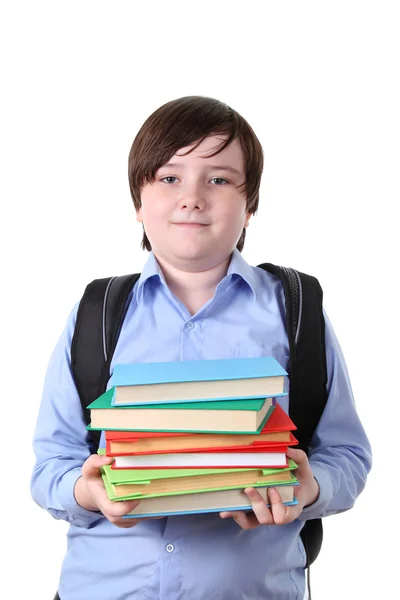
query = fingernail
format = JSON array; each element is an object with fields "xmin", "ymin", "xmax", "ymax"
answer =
[{"xmin": 246, "ymin": 488, "xmax": 256, "ymax": 498}]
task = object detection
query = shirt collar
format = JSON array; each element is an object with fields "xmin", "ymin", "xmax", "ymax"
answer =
[
  {"xmin": 223, "ymin": 248, "xmax": 257, "ymax": 299},
  {"xmin": 135, "ymin": 249, "xmax": 258, "ymax": 305},
  {"xmin": 135, "ymin": 252, "xmax": 167, "ymax": 305}
]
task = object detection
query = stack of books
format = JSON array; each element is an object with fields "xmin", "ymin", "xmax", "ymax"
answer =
[{"xmin": 87, "ymin": 356, "xmax": 299, "ymax": 518}]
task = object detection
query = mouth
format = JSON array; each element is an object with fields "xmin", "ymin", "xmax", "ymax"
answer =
[{"xmin": 173, "ymin": 222, "xmax": 209, "ymax": 228}]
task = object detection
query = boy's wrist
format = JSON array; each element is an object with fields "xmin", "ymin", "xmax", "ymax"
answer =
[
  {"xmin": 303, "ymin": 477, "xmax": 320, "ymax": 508},
  {"xmin": 74, "ymin": 475, "xmax": 100, "ymax": 512}
]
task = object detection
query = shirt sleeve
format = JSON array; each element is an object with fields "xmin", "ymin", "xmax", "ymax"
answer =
[
  {"xmin": 298, "ymin": 310, "xmax": 372, "ymax": 520},
  {"xmin": 30, "ymin": 303, "xmax": 104, "ymax": 528}
]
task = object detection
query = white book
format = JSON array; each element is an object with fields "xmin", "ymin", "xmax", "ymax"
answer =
[{"xmin": 114, "ymin": 451, "xmax": 287, "ymax": 469}]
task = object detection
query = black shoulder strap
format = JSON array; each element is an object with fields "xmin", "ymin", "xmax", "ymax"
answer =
[
  {"xmin": 71, "ymin": 274, "xmax": 140, "ymax": 453},
  {"xmin": 257, "ymin": 264, "xmax": 328, "ymax": 451},
  {"xmin": 258, "ymin": 263, "xmax": 328, "ymax": 567}
]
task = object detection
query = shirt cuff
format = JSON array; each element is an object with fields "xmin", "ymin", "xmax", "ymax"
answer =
[
  {"xmin": 58, "ymin": 467, "xmax": 105, "ymax": 528},
  {"xmin": 297, "ymin": 461, "xmax": 335, "ymax": 520}
]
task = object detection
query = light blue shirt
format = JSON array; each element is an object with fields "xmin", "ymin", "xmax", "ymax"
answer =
[{"xmin": 31, "ymin": 250, "xmax": 372, "ymax": 600}]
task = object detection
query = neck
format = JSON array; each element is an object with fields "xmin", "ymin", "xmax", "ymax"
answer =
[{"xmin": 154, "ymin": 254, "xmax": 232, "ymax": 315}]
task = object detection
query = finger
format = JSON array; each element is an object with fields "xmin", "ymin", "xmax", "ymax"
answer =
[
  {"xmin": 110, "ymin": 515, "xmax": 165, "ymax": 529},
  {"xmin": 82, "ymin": 454, "xmax": 114, "ymax": 480},
  {"xmin": 142, "ymin": 516, "xmax": 165, "ymax": 520},
  {"xmin": 109, "ymin": 517, "xmax": 141, "ymax": 529},
  {"xmin": 102, "ymin": 498, "xmax": 140, "ymax": 519},
  {"xmin": 267, "ymin": 487, "xmax": 290, "ymax": 524},
  {"xmin": 244, "ymin": 488, "xmax": 274, "ymax": 525},
  {"xmin": 220, "ymin": 510, "xmax": 260, "ymax": 530}
]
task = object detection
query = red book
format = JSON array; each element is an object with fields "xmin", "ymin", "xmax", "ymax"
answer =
[{"xmin": 105, "ymin": 404, "xmax": 297, "ymax": 457}]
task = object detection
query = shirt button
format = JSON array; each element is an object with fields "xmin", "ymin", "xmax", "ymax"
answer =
[
  {"xmin": 166, "ymin": 543, "xmax": 175, "ymax": 553},
  {"xmin": 186, "ymin": 322, "xmax": 195, "ymax": 330}
]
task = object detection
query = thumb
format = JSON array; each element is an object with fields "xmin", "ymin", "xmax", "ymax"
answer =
[
  {"xmin": 82, "ymin": 453, "xmax": 114, "ymax": 479},
  {"xmin": 286, "ymin": 447, "xmax": 309, "ymax": 473}
]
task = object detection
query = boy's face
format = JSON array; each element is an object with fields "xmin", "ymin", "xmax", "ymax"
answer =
[{"xmin": 137, "ymin": 135, "xmax": 251, "ymax": 271}]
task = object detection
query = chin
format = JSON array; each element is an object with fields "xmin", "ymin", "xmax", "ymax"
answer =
[{"xmin": 176, "ymin": 246, "xmax": 232, "ymax": 267}]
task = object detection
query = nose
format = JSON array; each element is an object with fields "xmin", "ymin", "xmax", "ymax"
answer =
[{"xmin": 178, "ymin": 182, "xmax": 206, "ymax": 211}]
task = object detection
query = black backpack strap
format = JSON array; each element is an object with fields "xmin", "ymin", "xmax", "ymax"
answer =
[
  {"xmin": 258, "ymin": 264, "xmax": 328, "ymax": 449},
  {"xmin": 71, "ymin": 274, "xmax": 140, "ymax": 453},
  {"xmin": 258, "ymin": 263, "xmax": 328, "ymax": 567}
]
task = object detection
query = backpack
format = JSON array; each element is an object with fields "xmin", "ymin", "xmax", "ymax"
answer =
[{"xmin": 70, "ymin": 263, "xmax": 328, "ymax": 568}]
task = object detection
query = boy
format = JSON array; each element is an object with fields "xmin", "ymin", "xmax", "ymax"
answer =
[{"xmin": 31, "ymin": 96, "xmax": 372, "ymax": 600}]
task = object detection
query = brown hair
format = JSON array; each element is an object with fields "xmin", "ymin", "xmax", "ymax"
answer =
[{"xmin": 128, "ymin": 96, "xmax": 263, "ymax": 251}]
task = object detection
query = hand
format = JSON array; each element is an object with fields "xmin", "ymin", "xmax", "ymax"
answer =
[
  {"xmin": 219, "ymin": 448, "xmax": 319, "ymax": 530},
  {"xmin": 74, "ymin": 454, "xmax": 162, "ymax": 528}
]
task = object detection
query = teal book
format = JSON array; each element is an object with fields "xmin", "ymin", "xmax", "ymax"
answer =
[
  {"xmin": 87, "ymin": 388, "xmax": 275, "ymax": 434},
  {"xmin": 110, "ymin": 356, "xmax": 287, "ymax": 406}
]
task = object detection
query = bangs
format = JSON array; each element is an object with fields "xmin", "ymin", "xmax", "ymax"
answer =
[{"xmin": 129, "ymin": 96, "xmax": 240, "ymax": 192}]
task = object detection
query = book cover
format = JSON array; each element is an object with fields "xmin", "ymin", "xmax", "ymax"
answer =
[
  {"xmin": 111, "ymin": 450, "xmax": 288, "ymax": 470},
  {"xmin": 102, "ymin": 459, "xmax": 298, "ymax": 484},
  {"xmin": 87, "ymin": 390, "xmax": 275, "ymax": 434},
  {"xmin": 105, "ymin": 435, "xmax": 297, "ymax": 457},
  {"xmin": 112, "ymin": 356, "xmax": 287, "ymax": 386},
  {"xmin": 89, "ymin": 388, "xmax": 269, "ymax": 411},
  {"xmin": 105, "ymin": 403, "xmax": 296, "ymax": 439},
  {"xmin": 116, "ymin": 485, "xmax": 298, "ymax": 518},
  {"xmin": 104, "ymin": 404, "xmax": 297, "ymax": 454},
  {"xmin": 102, "ymin": 467, "xmax": 298, "ymax": 501},
  {"xmin": 110, "ymin": 356, "xmax": 287, "ymax": 406}
]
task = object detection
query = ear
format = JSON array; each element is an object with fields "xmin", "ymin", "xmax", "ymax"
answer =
[
  {"xmin": 244, "ymin": 212, "xmax": 252, "ymax": 228},
  {"xmin": 136, "ymin": 207, "xmax": 143, "ymax": 223}
]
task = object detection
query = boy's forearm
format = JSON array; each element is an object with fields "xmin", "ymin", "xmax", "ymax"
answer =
[
  {"xmin": 31, "ymin": 460, "xmax": 104, "ymax": 528},
  {"xmin": 298, "ymin": 445, "xmax": 370, "ymax": 520}
]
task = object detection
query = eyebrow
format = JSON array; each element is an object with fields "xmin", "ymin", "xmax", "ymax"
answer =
[{"xmin": 159, "ymin": 162, "xmax": 242, "ymax": 176}]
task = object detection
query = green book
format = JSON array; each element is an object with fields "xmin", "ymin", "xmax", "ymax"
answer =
[
  {"xmin": 101, "ymin": 467, "xmax": 298, "ymax": 501},
  {"xmin": 88, "ymin": 388, "xmax": 269, "ymax": 411},
  {"xmin": 87, "ymin": 388, "xmax": 275, "ymax": 434},
  {"xmin": 101, "ymin": 459, "xmax": 298, "ymax": 484}
]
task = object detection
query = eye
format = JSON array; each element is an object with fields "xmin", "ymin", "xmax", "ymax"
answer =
[
  {"xmin": 210, "ymin": 177, "xmax": 229, "ymax": 185},
  {"xmin": 160, "ymin": 176, "xmax": 178, "ymax": 184}
]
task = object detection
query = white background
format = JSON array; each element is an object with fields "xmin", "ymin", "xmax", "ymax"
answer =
[{"xmin": 1, "ymin": 1, "xmax": 399, "ymax": 598}]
